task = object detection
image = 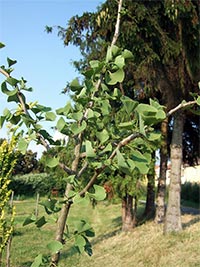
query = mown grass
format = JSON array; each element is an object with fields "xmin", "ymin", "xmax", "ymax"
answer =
[{"xmin": 2, "ymin": 197, "xmax": 200, "ymax": 267}]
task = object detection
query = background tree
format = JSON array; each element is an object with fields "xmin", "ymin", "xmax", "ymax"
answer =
[
  {"xmin": 55, "ymin": 0, "xmax": 200, "ymax": 230},
  {"xmin": 13, "ymin": 150, "xmax": 38, "ymax": 175}
]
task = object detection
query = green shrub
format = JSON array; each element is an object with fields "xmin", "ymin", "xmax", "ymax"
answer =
[
  {"xmin": 181, "ymin": 182, "xmax": 200, "ymax": 204},
  {"xmin": 9, "ymin": 173, "xmax": 63, "ymax": 197}
]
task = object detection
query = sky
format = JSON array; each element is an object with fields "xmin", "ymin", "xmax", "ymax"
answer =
[{"xmin": 0, "ymin": 0, "xmax": 105, "ymax": 156}]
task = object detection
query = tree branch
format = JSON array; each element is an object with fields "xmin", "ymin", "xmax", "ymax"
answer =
[
  {"xmin": 167, "ymin": 100, "xmax": 197, "ymax": 117},
  {"xmin": 79, "ymin": 132, "xmax": 142, "ymax": 196},
  {"xmin": 111, "ymin": 0, "xmax": 123, "ymax": 46},
  {"xmin": 0, "ymin": 67, "xmax": 74, "ymax": 175},
  {"xmin": 0, "ymin": 67, "xmax": 10, "ymax": 78}
]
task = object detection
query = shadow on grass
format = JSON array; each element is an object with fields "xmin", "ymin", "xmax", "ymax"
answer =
[
  {"xmin": 20, "ymin": 261, "xmax": 33, "ymax": 267},
  {"xmin": 182, "ymin": 216, "xmax": 200, "ymax": 229}
]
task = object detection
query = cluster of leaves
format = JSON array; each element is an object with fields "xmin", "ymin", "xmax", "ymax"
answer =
[{"xmin": 0, "ymin": 137, "xmax": 17, "ymax": 254}]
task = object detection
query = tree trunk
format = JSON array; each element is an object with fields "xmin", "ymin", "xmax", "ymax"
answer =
[
  {"xmin": 122, "ymin": 193, "xmax": 136, "ymax": 231},
  {"xmin": 155, "ymin": 118, "xmax": 168, "ymax": 223},
  {"xmin": 51, "ymin": 184, "xmax": 73, "ymax": 266},
  {"xmin": 164, "ymin": 111, "xmax": 184, "ymax": 233},
  {"xmin": 144, "ymin": 171, "xmax": 155, "ymax": 219}
]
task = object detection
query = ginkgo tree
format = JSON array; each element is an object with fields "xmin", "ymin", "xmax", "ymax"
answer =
[{"xmin": 0, "ymin": 41, "xmax": 166, "ymax": 266}]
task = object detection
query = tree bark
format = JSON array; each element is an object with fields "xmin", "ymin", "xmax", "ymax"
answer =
[
  {"xmin": 144, "ymin": 171, "xmax": 155, "ymax": 219},
  {"xmin": 122, "ymin": 193, "xmax": 136, "ymax": 231},
  {"xmin": 51, "ymin": 184, "xmax": 73, "ymax": 266},
  {"xmin": 164, "ymin": 111, "xmax": 184, "ymax": 233},
  {"xmin": 155, "ymin": 118, "xmax": 168, "ymax": 223}
]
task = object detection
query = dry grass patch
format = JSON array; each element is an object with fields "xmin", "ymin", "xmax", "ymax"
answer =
[{"xmin": 62, "ymin": 214, "xmax": 200, "ymax": 267}]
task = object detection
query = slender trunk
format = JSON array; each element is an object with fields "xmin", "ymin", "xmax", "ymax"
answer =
[
  {"xmin": 51, "ymin": 184, "xmax": 73, "ymax": 265},
  {"xmin": 144, "ymin": 172, "xmax": 155, "ymax": 219},
  {"xmin": 122, "ymin": 193, "xmax": 136, "ymax": 231},
  {"xmin": 164, "ymin": 111, "xmax": 184, "ymax": 233},
  {"xmin": 155, "ymin": 118, "xmax": 168, "ymax": 223},
  {"xmin": 144, "ymin": 155, "xmax": 156, "ymax": 218}
]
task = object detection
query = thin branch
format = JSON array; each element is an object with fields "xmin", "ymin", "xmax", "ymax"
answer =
[
  {"xmin": 77, "ymin": 161, "xmax": 88, "ymax": 178},
  {"xmin": 79, "ymin": 132, "xmax": 142, "ymax": 196},
  {"xmin": 0, "ymin": 67, "xmax": 10, "ymax": 78},
  {"xmin": 0, "ymin": 67, "xmax": 74, "ymax": 174},
  {"xmin": 111, "ymin": 0, "xmax": 123, "ymax": 46},
  {"xmin": 167, "ymin": 100, "xmax": 197, "ymax": 117}
]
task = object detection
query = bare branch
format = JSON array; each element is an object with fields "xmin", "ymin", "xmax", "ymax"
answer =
[
  {"xmin": 0, "ymin": 67, "xmax": 10, "ymax": 78},
  {"xmin": 111, "ymin": 0, "xmax": 123, "ymax": 46},
  {"xmin": 77, "ymin": 161, "xmax": 88, "ymax": 178},
  {"xmin": 167, "ymin": 100, "xmax": 197, "ymax": 117},
  {"xmin": 59, "ymin": 162, "xmax": 75, "ymax": 175}
]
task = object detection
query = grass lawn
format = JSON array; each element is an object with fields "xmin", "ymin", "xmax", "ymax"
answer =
[{"xmin": 1, "ymin": 197, "xmax": 200, "ymax": 267}]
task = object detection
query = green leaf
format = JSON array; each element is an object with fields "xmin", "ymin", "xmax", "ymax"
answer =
[
  {"xmin": 0, "ymin": 42, "xmax": 5, "ymax": 49},
  {"xmin": 96, "ymin": 129, "xmax": 109, "ymax": 144},
  {"xmin": 87, "ymin": 108, "xmax": 94, "ymax": 119},
  {"xmin": 0, "ymin": 116, "xmax": 5, "ymax": 128},
  {"xmin": 71, "ymin": 111, "xmax": 83, "ymax": 121},
  {"xmin": 47, "ymin": 240, "xmax": 63, "ymax": 253},
  {"xmin": 131, "ymin": 150, "xmax": 149, "ymax": 174},
  {"xmin": 7, "ymin": 57, "xmax": 17, "ymax": 67},
  {"xmin": 147, "ymin": 132, "xmax": 161, "ymax": 141},
  {"xmin": 89, "ymin": 185, "xmax": 106, "ymax": 201},
  {"xmin": 18, "ymin": 138, "xmax": 28, "ymax": 154},
  {"xmin": 85, "ymin": 140, "xmax": 96, "ymax": 158},
  {"xmin": 101, "ymin": 143, "xmax": 112, "ymax": 154},
  {"xmin": 121, "ymin": 95, "xmax": 138, "ymax": 114},
  {"xmin": 30, "ymin": 254, "xmax": 43, "ymax": 267},
  {"xmin": 122, "ymin": 49, "xmax": 133, "ymax": 59},
  {"xmin": 6, "ymin": 77, "xmax": 19, "ymax": 86},
  {"xmin": 118, "ymin": 120, "xmax": 134, "ymax": 129},
  {"xmin": 74, "ymin": 219, "xmax": 93, "ymax": 234},
  {"xmin": 56, "ymin": 117, "xmax": 66, "ymax": 132},
  {"xmin": 71, "ymin": 120, "xmax": 87, "ymax": 135},
  {"xmin": 73, "ymin": 194, "xmax": 90, "ymax": 206},
  {"xmin": 1, "ymin": 81, "xmax": 18, "ymax": 96},
  {"xmin": 89, "ymin": 60, "xmax": 100, "ymax": 68},
  {"xmin": 7, "ymin": 94, "xmax": 19, "ymax": 103},
  {"xmin": 156, "ymin": 110, "xmax": 166, "ymax": 121},
  {"xmin": 35, "ymin": 216, "xmax": 47, "ymax": 228},
  {"xmin": 45, "ymin": 157, "xmax": 60, "ymax": 168},
  {"xmin": 75, "ymin": 235, "xmax": 86, "ymax": 254},
  {"xmin": 116, "ymin": 150, "xmax": 131, "ymax": 175},
  {"xmin": 105, "ymin": 69, "xmax": 125, "ymax": 85},
  {"xmin": 197, "ymin": 96, "xmax": 200, "ymax": 106},
  {"xmin": 70, "ymin": 78, "xmax": 83, "ymax": 92},
  {"xmin": 111, "ymin": 45, "xmax": 121, "ymax": 57},
  {"xmin": 99, "ymin": 99, "xmax": 111, "ymax": 115},
  {"xmin": 45, "ymin": 111, "xmax": 56, "ymax": 121},
  {"xmin": 114, "ymin": 55, "xmax": 125, "ymax": 69},
  {"xmin": 3, "ymin": 108, "xmax": 11, "ymax": 119},
  {"xmin": 23, "ymin": 214, "xmax": 36, "ymax": 226},
  {"xmin": 9, "ymin": 115, "xmax": 21, "ymax": 125},
  {"xmin": 106, "ymin": 46, "xmax": 112, "ymax": 62},
  {"xmin": 40, "ymin": 199, "xmax": 60, "ymax": 214}
]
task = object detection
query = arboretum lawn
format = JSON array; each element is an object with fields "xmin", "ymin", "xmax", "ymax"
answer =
[{"xmin": 2, "ymin": 198, "xmax": 200, "ymax": 267}]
